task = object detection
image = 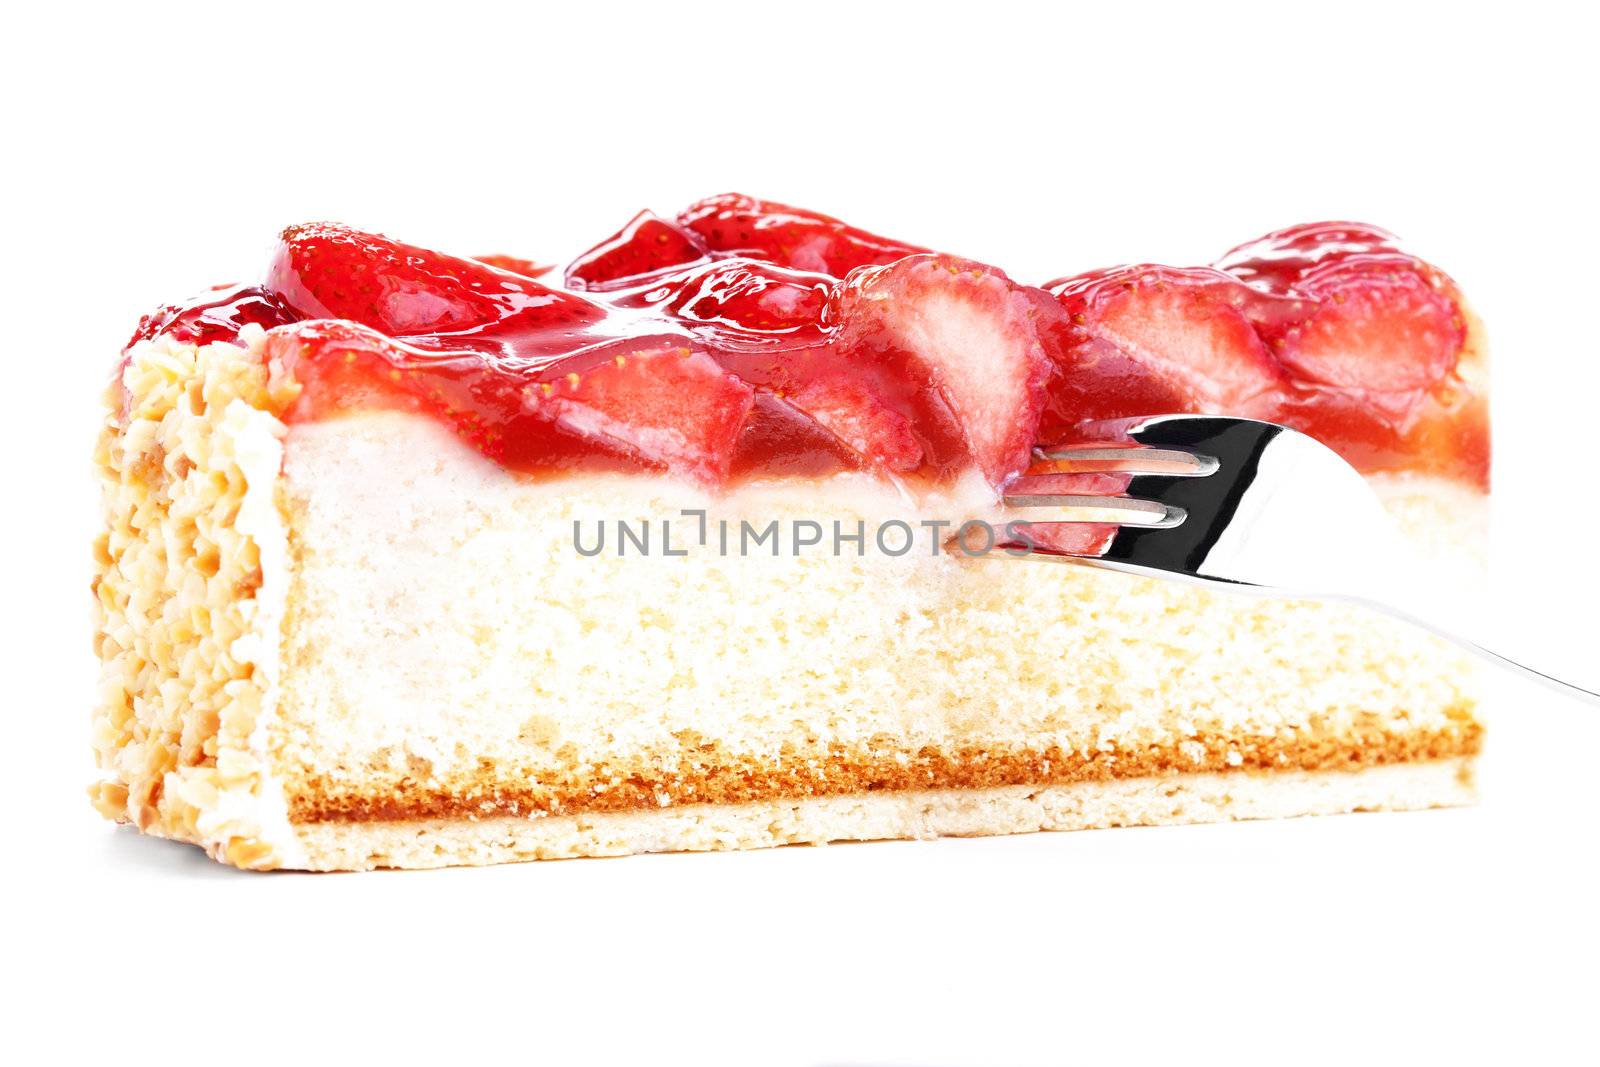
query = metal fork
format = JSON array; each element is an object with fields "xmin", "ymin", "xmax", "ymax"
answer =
[{"xmin": 1003, "ymin": 413, "xmax": 1599, "ymax": 705}]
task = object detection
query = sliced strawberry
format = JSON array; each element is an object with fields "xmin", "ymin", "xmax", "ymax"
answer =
[
  {"xmin": 565, "ymin": 211, "xmax": 708, "ymax": 289},
  {"xmin": 598, "ymin": 258, "xmax": 927, "ymax": 474},
  {"xmin": 1032, "ymin": 327, "xmax": 1195, "ymax": 447},
  {"xmin": 264, "ymin": 320, "xmax": 432, "ymax": 422},
  {"xmin": 1216, "ymin": 222, "xmax": 1465, "ymax": 393},
  {"xmin": 838, "ymin": 255, "xmax": 1053, "ymax": 486},
  {"xmin": 1047, "ymin": 265, "xmax": 1282, "ymax": 411},
  {"xmin": 268, "ymin": 321, "xmax": 754, "ymax": 484},
  {"xmin": 678, "ymin": 193, "xmax": 929, "ymax": 276},
  {"xmin": 528, "ymin": 342, "xmax": 755, "ymax": 485},
  {"xmin": 160, "ymin": 215, "xmax": 1482, "ymax": 491},
  {"xmin": 472, "ymin": 253, "xmax": 553, "ymax": 279},
  {"xmin": 785, "ymin": 375, "xmax": 923, "ymax": 472},
  {"xmin": 729, "ymin": 392, "xmax": 866, "ymax": 478},
  {"xmin": 1269, "ymin": 267, "xmax": 1462, "ymax": 391},
  {"xmin": 267, "ymin": 222, "xmax": 599, "ymax": 337}
]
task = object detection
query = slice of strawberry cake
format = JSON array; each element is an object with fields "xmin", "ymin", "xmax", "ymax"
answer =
[{"xmin": 92, "ymin": 195, "xmax": 1487, "ymax": 870}]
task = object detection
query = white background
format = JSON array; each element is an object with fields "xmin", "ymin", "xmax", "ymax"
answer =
[{"xmin": 5, "ymin": 3, "xmax": 1597, "ymax": 1064}]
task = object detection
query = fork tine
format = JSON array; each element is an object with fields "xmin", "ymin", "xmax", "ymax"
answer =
[
  {"xmin": 1002, "ymin": 492, "xmax": 1187, "ymax": 529},
  {"xmin": 1032, "ymin": 446, "xmax": 1218, "ymax": 477}
]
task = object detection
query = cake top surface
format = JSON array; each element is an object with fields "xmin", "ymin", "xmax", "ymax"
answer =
[{"xmin": 127, "ymin": 195, "xmax": 1488, "ymax": 490}]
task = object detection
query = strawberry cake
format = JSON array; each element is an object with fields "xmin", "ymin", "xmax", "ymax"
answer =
[{"xmin": 92, "ymin": 195, "xmax": 1487, "ymax": 870}]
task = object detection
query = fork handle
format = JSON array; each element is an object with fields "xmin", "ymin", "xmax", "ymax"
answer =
[{"xmin": 1357, "ymin": 596, "xmax": 1600, "ymax": 708}]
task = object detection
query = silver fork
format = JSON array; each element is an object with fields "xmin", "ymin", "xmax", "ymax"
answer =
[{"xmin": 1003, "ymin": 413, "xmax": 1599, "ymax": 705}]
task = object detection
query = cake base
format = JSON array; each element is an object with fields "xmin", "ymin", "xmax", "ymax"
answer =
[{"xmin": 290, "ymin": 758, "xmax": 1475, "ymax": 871}]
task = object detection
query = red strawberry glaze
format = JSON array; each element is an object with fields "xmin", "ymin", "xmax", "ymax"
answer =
[
  {"xmin": 678, "ymin": 193, "xmax": 930, "ymax": 276},
  {"xmin": 566, "ymin": 211, "xmax": 707, "ymax": 289},
  {"xmin": 471, "ymin": 253, "xmax": 553, "ymax": 279},
  {"xmin": 125, "ymin": 204, "xmax": 1487, "ymax": 492},
  {"xmin": 127, "ymin": 284, "xmax": 297, "ymax": 350}
]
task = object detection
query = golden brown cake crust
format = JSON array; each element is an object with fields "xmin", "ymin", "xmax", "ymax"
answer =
[
  {"xmin": 290, "ymin": 759, "xmax": 1479, "ymax": 870},
  {"xmin": 285, "ymin": 708, "xmax": 1481, "ymax": 824}
]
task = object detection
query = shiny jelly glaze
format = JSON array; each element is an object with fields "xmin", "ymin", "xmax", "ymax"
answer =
[{"xmin": 126, "ymin": 202, "xmax": 1488, "ymax": 489}]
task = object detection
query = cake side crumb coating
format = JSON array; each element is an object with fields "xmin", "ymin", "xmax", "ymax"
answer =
[{"xmin": 90, "ymin": 330, "xmax": 303, "ymax": 868}]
